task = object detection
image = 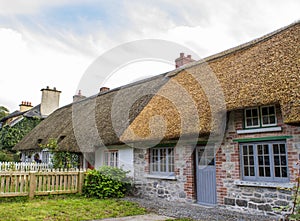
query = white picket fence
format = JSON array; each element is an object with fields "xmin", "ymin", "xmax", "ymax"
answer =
[{"xmin": 0, "ymin": 162, "xmax": 53, "ymax": 171}]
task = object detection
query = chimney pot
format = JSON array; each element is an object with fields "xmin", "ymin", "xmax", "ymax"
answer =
[
  {"xmin": 46, "ymin": 86, "xmax": 49, "ymax": 89},
  {"xmin": 100, "ymin": 87, "xmax": 110, "ymax": 92},
  {"xmin": 175, "ymin": 52, "xmax": 195, "ymax": 68},
  {"xmin": 53, "ymin": 87, "xmax": 56, "ymax": 91}
]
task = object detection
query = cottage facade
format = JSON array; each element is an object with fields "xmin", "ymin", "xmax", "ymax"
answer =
[{"xmin": 14, "ymin": 21, "xmax": 300, "ymax": 216}]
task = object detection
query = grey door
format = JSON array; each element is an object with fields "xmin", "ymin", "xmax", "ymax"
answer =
[{"xmin": 196, "ymin": 146, "xmax": 217, "ymax": 205}]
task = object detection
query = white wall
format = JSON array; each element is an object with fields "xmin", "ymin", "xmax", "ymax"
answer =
[
  {"xmin": 118, "ymin": 148, "xmax": 134, "ymax": 177},
  {"xmin": 94, "ymin": 146, "xmax": 134, "ymax": 177}
]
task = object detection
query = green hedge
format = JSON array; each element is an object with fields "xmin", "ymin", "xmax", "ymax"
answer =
[{"xmin": 82, "ymin": 166, "xmax": 131, "ymax": 198}]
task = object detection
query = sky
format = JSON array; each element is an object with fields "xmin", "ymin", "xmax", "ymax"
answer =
[{"xmin": 0, "ymin": 0, "xmax": 299, "ymax": 112}]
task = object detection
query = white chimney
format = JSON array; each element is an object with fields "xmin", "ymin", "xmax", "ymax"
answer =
[{"xmin": 40, "ymin": 86, "xmax": 61, "ymax": 117}]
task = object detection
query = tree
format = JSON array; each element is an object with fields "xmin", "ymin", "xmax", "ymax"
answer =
[
  {"xmin": 0, "ymin": 106, "xmax": 9, "ymax": 120},
  {"xmin": 0, "ymin": 117, "xmax": 41, "ymax": 161}
]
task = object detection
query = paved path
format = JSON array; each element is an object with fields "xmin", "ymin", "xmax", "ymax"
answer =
[{"xmin": 97, "ymin": 214, "xmax": 173, "ymax": 221}]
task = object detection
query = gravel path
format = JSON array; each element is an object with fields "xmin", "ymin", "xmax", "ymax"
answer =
[{"xmin": 123, "ymin": 196, "xmax": 280, "ymax": 221}]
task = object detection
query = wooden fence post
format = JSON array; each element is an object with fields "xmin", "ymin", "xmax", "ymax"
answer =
[
  {"xmin": 77, "ymin": 171, "xmax": 84, "ymax": 194},
  {"xmin": 29, "ymin": 172, "xmax": 36, "ymax": 199}
]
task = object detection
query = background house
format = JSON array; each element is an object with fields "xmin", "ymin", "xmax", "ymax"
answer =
[{"xmin": 1, "ymin": 86, "xmax": 61, "ymax": 163}]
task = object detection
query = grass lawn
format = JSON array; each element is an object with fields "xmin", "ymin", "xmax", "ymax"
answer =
[{"xmin": 0, "ymin": 195, "xmax": 147, "ymax": 221}]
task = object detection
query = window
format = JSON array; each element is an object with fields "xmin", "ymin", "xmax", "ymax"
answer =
[
  {"xmin": 261, "ymin": 106, "xmax": 276, "ymax": 126},
  {"xmin": 244, "ymin": 105, "xmax": 277, "ymax": 128},
  {"xmin": 150, "ymin": 147, "xmax": 174, "ymax": 175},
  {"xmin": 240, "ymin": 141, "xmax": 288, "ymax": 182},
  {"xmin": 104, "ymin": 150, "xmax": 118, "ymax": 167}
]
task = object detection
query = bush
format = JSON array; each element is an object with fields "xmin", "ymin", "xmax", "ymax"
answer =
[{"xmin": 82, "ymin": 166, "xmax": 131, "ymax": 199}]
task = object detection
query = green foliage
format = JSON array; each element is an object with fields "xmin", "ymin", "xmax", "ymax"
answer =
[
  {"xmin": 0, "ymin": 106, "xmax": 9, "ymax": 120},
  {"xmin": 0, "ymin": 117, "xmax": 41, "ymax": 151},
  {"xmin": 83, "ymin": 166, "xmax": 131, "ymax": 199},
  {"xmin": 0, "ymin": 194, "xmax": 146, "ymax": 220},
  {"xmin": 0, "ymin": 150, "xmax": 15, "ymax": 162},
  {"xmin": 275, "ymin": 161, "xmax": 300, "ymax": 220},
  {"xmin": 40, "ymin": 138, "xmax": 80, "ymax": 169}
]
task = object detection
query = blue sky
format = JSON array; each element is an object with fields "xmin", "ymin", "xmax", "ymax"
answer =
[{"xmin": 0, "ymin": 0, "xmax": 299, "ymax": 111}]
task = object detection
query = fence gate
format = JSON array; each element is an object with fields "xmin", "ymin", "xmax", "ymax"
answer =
[{"xmin": 196, "ymin": 146, "xmax": 217, "ymax": 205}]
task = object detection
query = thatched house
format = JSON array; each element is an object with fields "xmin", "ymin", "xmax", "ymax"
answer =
[
  {"xmin": 14, "ymin": 21, "xmax": 299, "ymax": 215},
  {"xmin": 1, "ymin": 87, "xmax": 61, "ymax": 163}
]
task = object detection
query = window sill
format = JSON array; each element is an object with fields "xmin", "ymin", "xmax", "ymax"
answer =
[
  {"xmin": 234, "ymin": 180, "xmax": 293, "ymax": 188},
  {"xmin": 237, "ymin": 126, "xmax": 282, "ymax": 134},
  {"xmin": 144, "ymin": 174, "xmax": 177, "ymax": 180}
]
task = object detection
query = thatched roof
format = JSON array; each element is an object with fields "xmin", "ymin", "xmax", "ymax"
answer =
[
  {"xmin": 13, "ymin": 75, "xmax": 169, "ymax": 152},
  {"xmin": 14, "ymin": 21, "xmax": 299, "ymax": 152},
  {"xmin": 121, "ymin": 21, "xmax": 300, "ymax": 143}
]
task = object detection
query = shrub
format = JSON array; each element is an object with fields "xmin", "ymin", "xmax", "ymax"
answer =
[{"xmin": 82, "ymin": 166, "xmax": 131, "ymax": 199}]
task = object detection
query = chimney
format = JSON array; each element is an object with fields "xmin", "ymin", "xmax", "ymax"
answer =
[
  {"xmin": 175, "ymin": 52, "xmax": 195, "ymax": 68},
  {"xmin": 19, "ymin": 101, "xmax": 33, "ymax": 112},
  {"xmin": 73, "ymin": 90, "xmax": 86, "ymax": 102},
  {"xmin": 100, "ymin": 87, "xmax": 110, "ymax": 93},
  {"xmin": 40, "ymin": 86, "xmax": 61, "ymax": 117}
]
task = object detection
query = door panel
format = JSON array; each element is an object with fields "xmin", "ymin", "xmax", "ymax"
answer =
[{"xmin": 196, "ymin": 146, "xmax": 217, "ymax": 205}]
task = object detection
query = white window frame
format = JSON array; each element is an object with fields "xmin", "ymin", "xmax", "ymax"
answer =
[
  {"xmin": 244, "ymin": 105, "xmax": 277, "ymax": 128},
  {"xmin": 260, "ymin": 105, "xmax": 277, "ymax": 127},
  {"xmin": 103, "ymin": 150, "xmax": 118, "ymax": 167},
  {"xmin": 244, "ymin": 107, "xmax": 260, "ymax": 128},
  {"xmin": 150, "ymin": 147, "xmax": 174, "ymax": 175},
  {"xmin": 240, "ymin": 141, "xmax": 289, "ymax": 182}
]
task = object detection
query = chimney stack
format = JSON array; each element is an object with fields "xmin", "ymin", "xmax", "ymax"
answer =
[
  {"xmin": 40, "ymin": 86, "xmax": 61, "ymax": 117},
  {"xmin": 19, "ymin": 101, "xmax": 33, "ymax": 112},
  {"xmin": 73, "ymin": 90, "xmax": 86, "ymax": 102},
  {"xmin": 100, "ymin": 87, "xmax": 110, "ymax": 93},
  {"xmin": 175, "ymin": 52, "xmax": 195, "ymax": 68}
]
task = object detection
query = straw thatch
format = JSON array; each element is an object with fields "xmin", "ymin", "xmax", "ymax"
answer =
[
  {"xmin": 13, "ymin": 75, "xmax": 169, "ymax": 152},
  {"xmin": 120, "ymin": 21, "xmax": 300, "ymax": 143},
  {"xmin": 14, "ymin": 21, "xmax": 299, "ymax": 151}
]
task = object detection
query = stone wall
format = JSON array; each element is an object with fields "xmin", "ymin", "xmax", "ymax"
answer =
[
  {"xmin": 219, "ymin": 107, "xmax": 300, "ymax": 215},
  {"xmin": 132, "ymin": 105, "xmax": 300, "ymax": 215},
  {"xmin": 133, "ymin": 145, "xmax": 196, "ymax": 202}
]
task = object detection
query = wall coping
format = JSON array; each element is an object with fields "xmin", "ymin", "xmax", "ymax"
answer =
[
  {"xmin": 236, "ymin": 126, "xmax": 282, "ymax": 134},
  {"xmin": 234, "ymin": 180, "xmax": 294, "ymax": 188},
  {"xmin": 144, "ymin": 174, "xmax": 177, "ymax": 180}
]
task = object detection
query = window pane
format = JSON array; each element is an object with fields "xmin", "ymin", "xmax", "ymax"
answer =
[
  {"xmin": 282, "ymin": 168, "xmax": 287, "ymax": 177},
  {"xmin": 263, "ymin": 116, "xmax": 269, "ymax": 124},
  {"xmin": 264, "ymin": 156, "xmax": 270, "ymax": 165},
  {"xmin": 258, "ymin": 156, "xmax": 264, "ymax": 165},
  {"xmin": 253, "ymin": 118, "xmax": 259, "ymax": 126},
  {"xmin": 274, "ymin": 156, "xmax": 280, "ymax": 165},
  {"xmin": 273, "ymin": 144, "xmax": 279, "ymax": 154},
  {"xmin": 275, "ymin": 167, "xmax": 281, "ymax": 177},
  {"xmin": 265, "ymin": 167, "xmax": 271, "ymax": 177},
  {"xmin": 281, "ymin": 156, "xmax": 287, "ymax": 165},
  {"xmin": 244, "ymin": 166, "xmax": 249, "ymax": 176},
  {"xmin": 261, "ymin": 107, "xmax": 268, "ymax": 115},
  {"xmin": 244, "ymin": 156, "xmax": 248, "ymax": 165},
  {"xmin": 264, "ymin": 145, "xmax": 269, "ymax": 154},
  {"xmin": 280, "ymin": 144, "xmax": 286, "ymax": 154},
  {"xmin": 246, "ymin": 119, "xmax": 252, "ymax": 127},
  {"xmin": 259, "ymin": 167, "xmax": 264, "ymax": 176},
  {"xmin": 249, "ymin": 145, "xmax": 254, "ymax": 154},
  {"xmin": 269, "ymin": 106, "xmax": 275, "ymax": 115},
  {"xmin": 250, "ymin": 167, "xmax": 255, "ymax": 176},
  {"xmin": 243, "ymin": 146, "xmax": 248, "ymax": 155},
  {"xmin": 252, "ymin": 109, "xmax": 258, "ymax": 117},
  {"xmin": 249, "ymin": 156, "xmax": 254, "ymax": 165},
  {"xmin": 246, "ymin": 109, "xmax": 251, "ymax": 117},
  {"xmin": 269, "ymin": 116, "xmax": 276, "ymax": 124},
  {"xmin": 258, "ymin": 145, "xmax": 263, "ymax": 155}
]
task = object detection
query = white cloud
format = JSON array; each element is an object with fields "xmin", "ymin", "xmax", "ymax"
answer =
[
  {"xmin": 0, "ymin": 0, "xmax": 299, "ymax": 112},
  {"xmin": 0, "ymin": 28, "xmax": 92, "ymax": 111}
]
